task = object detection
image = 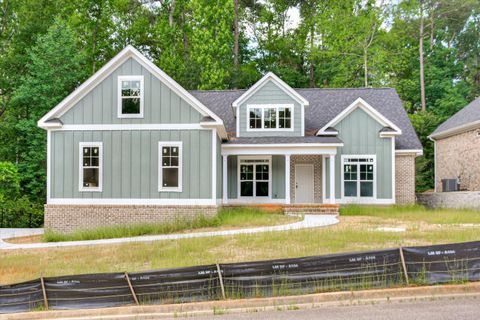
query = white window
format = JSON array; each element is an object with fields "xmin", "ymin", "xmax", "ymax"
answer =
[
  {"xmin": 118, "ymin": 75, "xmax": 144, "ymax": 118},
  {"xmin": 158, "ymin": 142, "xmax": 182, "ymax": 192},
  {"xmin": 79, "ymin": 142, "xmax": 102, "ymax": 192},
  {"xmin": 238, "ymin": 157, "xmax": 271, "ymax": 198},
  {"xmin": 341, "ymin": 156, "xmax": 376, "ymax": 199},
  {"xmin": 247, "ymin": 104, "xmax": 293, "ymax": 131}
]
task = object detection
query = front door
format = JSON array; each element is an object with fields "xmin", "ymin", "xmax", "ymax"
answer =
[{"xmin": 295, "ymin": 164, "xmax": 314, "ymax": 203}]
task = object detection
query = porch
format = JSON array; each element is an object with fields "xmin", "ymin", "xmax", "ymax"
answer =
[{"xmin": 221, "ymin": 143, "xmax": 339, "ymax": 205}]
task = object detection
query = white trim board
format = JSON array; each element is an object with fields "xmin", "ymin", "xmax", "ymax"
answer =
[
  {"xmin": 222, "ymin": 145, "xmax": 340, "ymax": 156},
  {"xmin": 232, "ymin": 72, "xmax": 309, "ymax": 109},
  {"xmin": 316, "ymin": 98, "xmax": 402, "ymax": 136},
  {"xmin": 395, "ymin": 149, "xmax": 423, "ymax": 156},
  {"xmin": 38, "ymin": 45, "xmax": 225, "ymax": 130},
  {"xmin": 52, "ymin": 124, "xmax": 209, "ymax": 131},
  {"xmin": 48, "ymin": 198, "xmax": 218, "ymax": 205}
]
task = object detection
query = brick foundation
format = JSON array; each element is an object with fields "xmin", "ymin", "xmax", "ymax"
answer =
[
  {"xmin": 44, "ymin": 204, "xmax": 218, "ymax": 234},
  {"xmin": 395, "ymin": 154, "xmax": 416, "ymax": 204}
]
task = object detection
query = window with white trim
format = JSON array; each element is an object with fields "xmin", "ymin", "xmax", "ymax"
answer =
[
  {"xmin": 118, "ymin": 75, "xmax": 144, "ymax": 118},
  {"xmin": 343, "ymin": 156, "xmax": 375, "ymax": 198},
  {"xmin": 239, "ymin": 158, "xmax": 270, "ymax": 198},
  {"xmin": 247, "ymin": 105, "xmax": 293, "ymax": 130},
  {"xmin": 158, "ymin": 142, "xmax": 182, "ymax": 192},
  {"xmin": 79, "ymin": 142, "xmax": 102, "ymax": 192}
]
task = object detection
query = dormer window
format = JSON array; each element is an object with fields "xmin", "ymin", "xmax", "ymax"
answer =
[
  {"xmin": 118, "ymin": 75, "xmax": 144, "ymax": 118},
  {"xmin": 247, "ymin": 104, "xmax": 293, "ymax": 131}
]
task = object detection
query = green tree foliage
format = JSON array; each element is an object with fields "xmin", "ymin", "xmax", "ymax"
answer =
[
  {"xmin": 0, "ymin": 0, "xmax": 479, "ymax": 225},
  {"xmin": 9, "ymin": 19, "xmax": 87, "ymax": 202}
]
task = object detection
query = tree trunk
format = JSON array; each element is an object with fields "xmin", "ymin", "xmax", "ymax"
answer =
[
  {"xmin": 364, "ymin": 48, "xmax": 368, "ymax": 87},
  {"xmin": 233, "ymin": 0, "xmax": 239, "ymax": 88},
  {"xmin": 169, "ymin": 0, "xmax": 176, "ymax": 27},
  {"xmin": 419, "ymin": 1, "xmax": 427, "ymax": 112},
  {"xmin": 309, "ymin": 24, "xmax": 315, "ymax": 88}
]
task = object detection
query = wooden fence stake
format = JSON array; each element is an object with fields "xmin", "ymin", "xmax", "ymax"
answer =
[
  {"xmin": 40, "ymin": 277, "xmax": 49, "ymax": 310},
  {"xmin": 216, "ymin": 263, "xmax": 226, "ymax": 300},
  {"xmin": 399, "ymin": 247, "xmax": 409, "ymax": 285},
  {"xmin": 125, "ymin": 272, "xmax": 139, "ymax": 305}
]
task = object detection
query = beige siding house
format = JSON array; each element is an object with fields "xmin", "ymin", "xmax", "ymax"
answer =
[{"xmin": 429, "ymin": 97, "xmax": 480, "ymax": 192}]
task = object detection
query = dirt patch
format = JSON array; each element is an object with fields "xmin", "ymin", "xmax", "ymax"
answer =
[{"xmin": 3, "ymin": 235, "xmax": 44, "ymax": 244}]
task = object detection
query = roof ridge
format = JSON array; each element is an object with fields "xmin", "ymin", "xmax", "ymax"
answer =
[{"xmin": 190, "ymin": 87, "xmax": 395, "ymax": 93}]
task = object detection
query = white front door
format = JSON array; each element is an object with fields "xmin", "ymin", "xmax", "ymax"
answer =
[{"xmin": 295, "ymin": 164, "xmax": 315, "ymax": 203}]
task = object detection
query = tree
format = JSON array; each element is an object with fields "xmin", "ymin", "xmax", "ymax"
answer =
[{"xmin": 10, "ymin": 19, "xmax": 86, "ymax": 202}]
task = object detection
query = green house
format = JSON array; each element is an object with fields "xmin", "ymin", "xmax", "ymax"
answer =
[{"xmin": 38, "ymin": 46, "xmax": 422, "ymax": 233}]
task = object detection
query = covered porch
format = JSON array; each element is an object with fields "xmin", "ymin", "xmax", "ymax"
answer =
[{"xmin": 221, "ymin": 142, "xmax": 341, "ymax": 205}]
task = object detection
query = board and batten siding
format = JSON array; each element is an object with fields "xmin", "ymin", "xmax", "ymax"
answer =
[
  {"xmin": 226, "ymin": 155, "xmax": 285, "ymax": 200},
  {"xmin": 325, "ymin": 107, "xmax": 393, "ymax": 200},
  {"xmin": 60, "ymin": 57, "xmax": 202, "ymax": 125},
  {"xmin": 50, "ymin": 130, "xmax": 212, "ymax": 199},
  {"xmin": 238, "ymin": 81, "xmax": 303, "ymax": 137}
]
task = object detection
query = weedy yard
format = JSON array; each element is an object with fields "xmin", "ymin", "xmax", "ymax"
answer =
[{"xmin": 1, "ymin": 205, "xmax": 479, "ymax": 285}]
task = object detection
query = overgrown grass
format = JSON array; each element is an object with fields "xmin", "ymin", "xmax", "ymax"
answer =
[
  {"xmin": 1, "ymin": 205, "xmax": 479, "ymax": 285},
  {"xmin": 44, "ymin": 207, "xmax": 296, "ymax": 242},
  {"xmin": 340, "ymin": 205, "xmax": 480, "ymax": 224}
]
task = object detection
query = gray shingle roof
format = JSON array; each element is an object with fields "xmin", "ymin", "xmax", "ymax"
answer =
[
  {"xmin": 431, "ymin": 97, "xmax": 480, "ymax": 138},
  {"xmin": 224, "ymin": 136, "xmax": 343, "ymax": 144},
  {"xmin": 190, "ymin": 88, "xmax": 422, "ymax": 150}
]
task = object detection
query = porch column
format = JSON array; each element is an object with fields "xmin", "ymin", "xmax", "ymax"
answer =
[
  {"xmin": 285, "ymin": 154, "xmax": 291, "ymax": 204},
  {"xmin": 222, "ymin": 155, "xmax": 228, "ymax": 204},
  {"xmin": 329, "ymin": 155, "xmax": 336, "ymax": 204}
]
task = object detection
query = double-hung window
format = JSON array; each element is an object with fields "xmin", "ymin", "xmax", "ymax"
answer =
[
  {"xmin": 239, "ymin": 158, "xmax": 270, "ymax": 198},
  {"xmin": 247, "ymin": 105, "xmax": 293, "ymax": 131},
  {"xmin": 158, "ymin": 142, "xmax": 182, "ymax": 192},
  {"xmin": 118, "ymin": 75, "xmax": 144, "ymax": 118},
  {"xmin": 79, "ymin": 142, "xmax": 102, "ymax": 192},
  {"xmin": 342, "ymin": 156, "xmax": 375, "ymax": 199}
]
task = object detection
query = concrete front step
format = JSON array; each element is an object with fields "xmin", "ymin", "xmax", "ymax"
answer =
[{"xmin": 284, "ymin": 205, "xmax": 339, "ymax": 216}]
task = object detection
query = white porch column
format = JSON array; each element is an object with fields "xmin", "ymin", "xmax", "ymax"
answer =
[
  {"xmin": 285, "ymin": 154, "xmax": 291, "ymax": 204},
  {"xmin": 222, "ymin": 155, "xmax": 228, "ymax": 204},
  {"xmin": 329, "ymin": 155, "xmax": 336, "ymax": 204},
  {"xmin": 322, "ymin": 155, "xmax": 326, "ymax": 203}
]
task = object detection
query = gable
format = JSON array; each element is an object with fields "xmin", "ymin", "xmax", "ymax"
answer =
[
  {"xmin": 237, "ymin": 79, "xmax": 304, "ymax": 138},
  {"xmin": 60, "ymin": 57, "xmax": 203, "ymax": 125},
  {"xmin": 38, "ymin": 46, "xmax": 227, "ymax": 140},
  {"xmin": 317, "ymin": 98, "xmax": 401, "ymax": 136}
]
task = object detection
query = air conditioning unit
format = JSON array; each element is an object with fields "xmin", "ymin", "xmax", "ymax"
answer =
[{"xmin": 442, "ymin": 179, "xmax": 458, "ymax": 192}]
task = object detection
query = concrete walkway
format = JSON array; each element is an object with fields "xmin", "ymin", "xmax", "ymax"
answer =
[{"xmin": 0, "ymin": 214, "xmax": 338, "ymax": 250}]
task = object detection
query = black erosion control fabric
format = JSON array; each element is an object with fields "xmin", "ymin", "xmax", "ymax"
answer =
[
  {"xmin": 402, "ymin": 241, "xmax": 480, "ymax": 284},
  {"xmin": 1, "ymin": 241, "xmax": 479, "ymax": 314},
  {"xmin": 43, "ymin": 272, "xmax": 134, "ymax": 310},
  {"xmin": 129, "ymin": 264, "xmax": 221, "ymax": 304},
  {"xmin": 0, "ymin": 279, "xmax": 44, "ymax": 314},
  {"xmin": 220, "ymin": 249, "xmax": 403, "ymax": 298}
]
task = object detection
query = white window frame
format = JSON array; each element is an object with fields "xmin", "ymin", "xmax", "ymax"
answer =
[
  {"xmin": 117, "ymin": 75, "xmax": 144, "ymax": 118},
  {"xmin": 237, "ymin": 156, "xmax": 272, "ymax": 199},
  {"xmin": 246, "ymin": 104, "xmax": 294, "ymax": 132},
  {"xmin": 158, "ymin": 141, "xmax": 183, "ymax": 192},
  {"xmin": 79, "ymin": 142, "xmax": 103, "ymax": 192},
  {"xmin": 340, "ymin": 155, "xmax": 376, "ymax": 202}
]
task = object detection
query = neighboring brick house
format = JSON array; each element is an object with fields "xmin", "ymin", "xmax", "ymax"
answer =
[
  {"xmin": 38, "ymin": 46, "xmax": 423, "ymax": 233},
  {"xmin": 429, "ymin": 97, "xmax": 480, "ymax": 192}
]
